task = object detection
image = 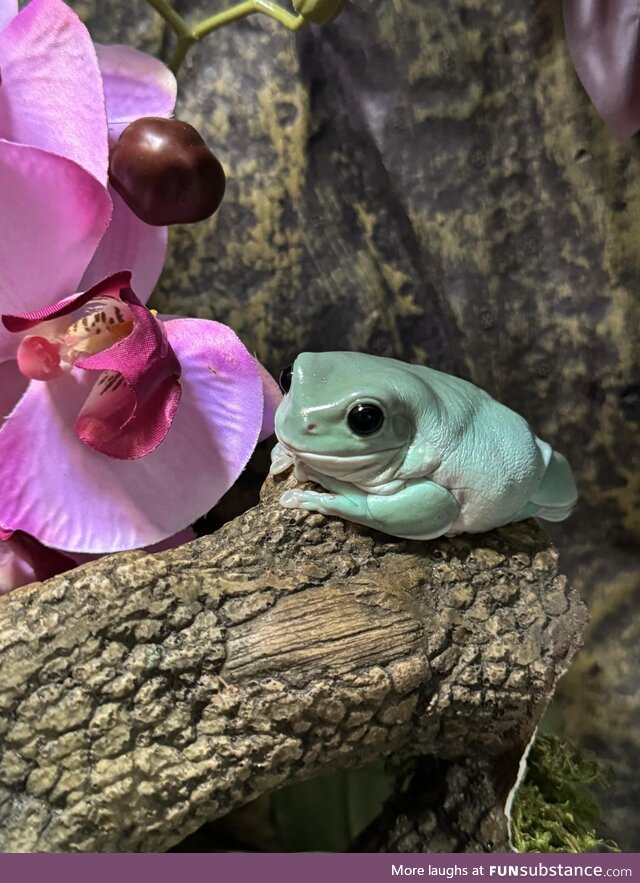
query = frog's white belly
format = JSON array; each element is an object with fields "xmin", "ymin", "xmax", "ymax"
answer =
[{"xmin": 429, "ymin": 430, "xmax": 552, "ymax": 534}]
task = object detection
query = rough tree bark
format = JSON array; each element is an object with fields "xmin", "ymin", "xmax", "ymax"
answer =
[
  {"xmin": 0, "ymin": 472, "xmax": 585, "ymax": 853},
  {"xmin": 353, "ymin": 754, "xmax": 520, "ymax": 853}
]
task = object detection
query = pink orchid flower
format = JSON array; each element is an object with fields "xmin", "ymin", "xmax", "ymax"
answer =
[
  {"xmin": 0, "ymin": 0, "xmax": 281, "ymax": 562},
  {"xmin": 0, "ymin": 0, "xmax": 177, "ymax": 430},
  {"xmin": 0, "ymin": 0, "xmax": 177, "ymax": 305}
]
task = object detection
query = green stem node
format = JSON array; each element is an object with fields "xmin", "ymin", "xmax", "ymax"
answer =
[{"xmin": 144, "ymin": 0, "xmax": 306, "ymax": 72}]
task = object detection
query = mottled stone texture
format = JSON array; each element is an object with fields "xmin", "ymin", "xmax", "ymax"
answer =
[
  {"xmin": 71, "ymin": 0, "xmax": 164, "ymax": 53},
  {"xmin": 0, "ymin": 476, "xmax": 585, "ymax": 852},
  {"xmin": 67, "ymin": 0, "xmax": 639, "ymax": 847}
]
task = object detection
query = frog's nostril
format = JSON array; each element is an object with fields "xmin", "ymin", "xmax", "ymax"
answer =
[{"xmin": 307, "ymin": 423, "xmax": 317, "ymax": 431}]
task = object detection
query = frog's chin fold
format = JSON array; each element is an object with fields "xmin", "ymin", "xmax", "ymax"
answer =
[{"xmin": 275, "ymin": 438, "xmax": 406, "ymax": 485}]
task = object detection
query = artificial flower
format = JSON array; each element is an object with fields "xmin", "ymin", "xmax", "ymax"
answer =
[
  {"xmin": 0, "ymin": 270, "xmax": 280, "ymax": 553},
  {"xmin": 563, "ymin": 0, "xmax": 640, "ymax": 141},
  {"xmin": 0, "ymin": 0, "xmax": 280, "ymax": 563},
  {"xmin": 0, "ymin": 0, "xmax": 177, "ymax": 304}
]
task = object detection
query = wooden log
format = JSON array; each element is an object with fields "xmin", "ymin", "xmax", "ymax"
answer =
[
  {"xmin": 352, "ymin": 753, "xmax": 520, "ymax": 853},
  {"xmin": 0, "ymin": 473, "xmax": 586, "ymax": 852}
]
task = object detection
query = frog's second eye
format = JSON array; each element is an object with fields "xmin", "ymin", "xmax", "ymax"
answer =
[
  {"xmin": 279, "ymin": 365, "xmax": 293, "ymax": 393},
  {"xmin": 347, "ymin": 403, "xmax": 384, "ymax": 436}
]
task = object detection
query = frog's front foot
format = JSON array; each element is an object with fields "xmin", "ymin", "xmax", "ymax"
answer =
[
  {"xmin": 279, "ymin": 476, "xmax": 460, "ymax": 541},
  {"xmin": 280, "ymin": 488, "xmax": 369, "ymax": 522}
]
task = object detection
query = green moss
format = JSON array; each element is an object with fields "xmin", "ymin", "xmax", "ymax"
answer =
[{"xmin": 511, "ymin": 735, "xmax": 619, "ymax": 853}]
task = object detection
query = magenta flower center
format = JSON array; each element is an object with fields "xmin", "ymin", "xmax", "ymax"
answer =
[
  {"xmin": 16, "ymin": 296, "xmax": 134, "ymax": 381},
  {"xmin": 3, "ymin": 272, "xmax": 183, "ymax": 461}
]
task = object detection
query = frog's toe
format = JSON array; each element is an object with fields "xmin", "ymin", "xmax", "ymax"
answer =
[
  {"xmin": 533, "ymin": 499, "xmax": 577, "ymax": 522},
  {"xmin": 529, "ymin": 450, "xmax": 578, "ymax": 523},
  {"xmin": 280, "ymin": 489, "xmax": 332, "ymax": 511}
]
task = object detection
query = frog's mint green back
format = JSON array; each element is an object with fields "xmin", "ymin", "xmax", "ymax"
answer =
[{"xmin": 271, "ymin": 352, "xmax": 577, "ymax": 541}]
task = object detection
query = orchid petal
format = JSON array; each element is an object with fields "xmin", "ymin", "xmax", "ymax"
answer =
[
  {"xmin": 0, "ymin": 537, "xmax": 36, "ymax": 593},
  {"xmin": 0, "ymin": 0, "xmax": 108, "ymax": 182},
  {"xmin": 96, "ymin": 44, "xmax": 177, "ymax": 144},
  {"xmin": 257, "ymin": 362, "xmax": 281, "ymax": 441},
  {"xmin": 74, "ymin": 368, "xmax": 181, "ymax": 461},
  {"xmin": 80, "ymin": 186, "xmax": 168, "ymax": 304},
  {"xmin": 563, "ymin": 0, "xmax": 640, "ymax": 140},
  {"xmin": 0, "ymin": 532, "xmax": 74, "ymax": 594},
  {"xmin": 0, "ymin": 0, "xmax": 17, "ymax": 30},
  {"xmin": 2, "ymin": 271, "xmax": 131, "ymax": 333},
  {"xmin": 68, "ymin": 527, "xmax": 197, "ymax": 566},
  {"xmin": 0, "ymin": 320, "xmax": 264, "ymax": 552},
  {"xmin": 0, "ymin": 140, "xmax": 111, "ymax": 361},
  {"xmin": 0, "ymin": 359, "xmax": 27, "ymax": 424}
]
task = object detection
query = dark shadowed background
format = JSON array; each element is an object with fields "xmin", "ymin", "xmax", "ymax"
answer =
[{"xmin": 71, "ymin": 0, "xmax": 640, "ymax": 850}]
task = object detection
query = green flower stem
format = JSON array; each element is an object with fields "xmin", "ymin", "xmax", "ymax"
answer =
[
  {"xmin": 144, "ymin": 0, "xmax": 194, "ymax": 40},
  {"xmin": 169, "ymin": 35, "xmax": 197, "ymax": 72},
  {"xmin": 144, "ymin": 0, "xmax": 306, "ymax": 72},
  {"xmin": 194, "ymin": 0, "xmax": 306, "ymax": 38}
]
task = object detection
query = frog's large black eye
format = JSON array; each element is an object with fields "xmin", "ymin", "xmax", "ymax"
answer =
[
  {"xmin": 279, "ymin": 364, "xmax": 293, "ymax": 393},
  {"xmin": 347, "ymin": 403, "xmax": 384, "ymax": 436}
]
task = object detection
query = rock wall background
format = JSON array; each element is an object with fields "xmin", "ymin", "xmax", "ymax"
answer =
[{"xmin": 72, "ymin": 0, "xmax": 640, "ymax": 850}]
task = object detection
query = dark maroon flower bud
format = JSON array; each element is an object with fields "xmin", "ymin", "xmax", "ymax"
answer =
[{"xmin": 108, "ymin": 117, "xmax": 226, "ymax": 226}]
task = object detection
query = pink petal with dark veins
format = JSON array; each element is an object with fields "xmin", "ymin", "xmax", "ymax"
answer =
[{"xmin": 4, "ymin": 271, "xmax": 183, "ymax": 460}]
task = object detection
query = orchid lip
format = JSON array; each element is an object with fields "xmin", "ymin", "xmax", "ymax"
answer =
[
  {"xmin": 13, "ymin": 295, "xmax": 135, "ymax": 382},
  {"xmin": 3, "ymin": 272, "xmax": 182, "ymax": 460}
]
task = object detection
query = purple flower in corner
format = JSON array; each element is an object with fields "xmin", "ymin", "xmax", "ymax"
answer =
[
  {"xmin": 563, "ymin": 0, "xmax": 640, "ymax": 140},
  {"xmin": 0, "ymin": 0, "xmax": 280, "ymax": 563},
  {"xmin": 0, "ymin": 0, "xmax": 177, "ymax": 300}
]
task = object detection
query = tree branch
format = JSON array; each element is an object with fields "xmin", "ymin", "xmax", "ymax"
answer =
[{"xmin": 0, "ymin": 473, "xmax": 586, "ymax": 852}]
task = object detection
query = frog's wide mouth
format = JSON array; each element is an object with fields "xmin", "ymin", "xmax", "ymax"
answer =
[
  {"xmin": 276, "ymin": 437, "xmax": 406, "ymax": 481},
  {"xmin": 277, "ymin": 439, "xmax": 404, "ymax": 460}
]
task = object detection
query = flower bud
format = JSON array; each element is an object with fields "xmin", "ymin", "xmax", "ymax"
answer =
[
  {"xmin": 293, "ymin": 0, "xmax": 345, "ymax": 25},
  {"xmin": 109, "ymin": 117, "xmax": 226, "ymax": 226}
]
